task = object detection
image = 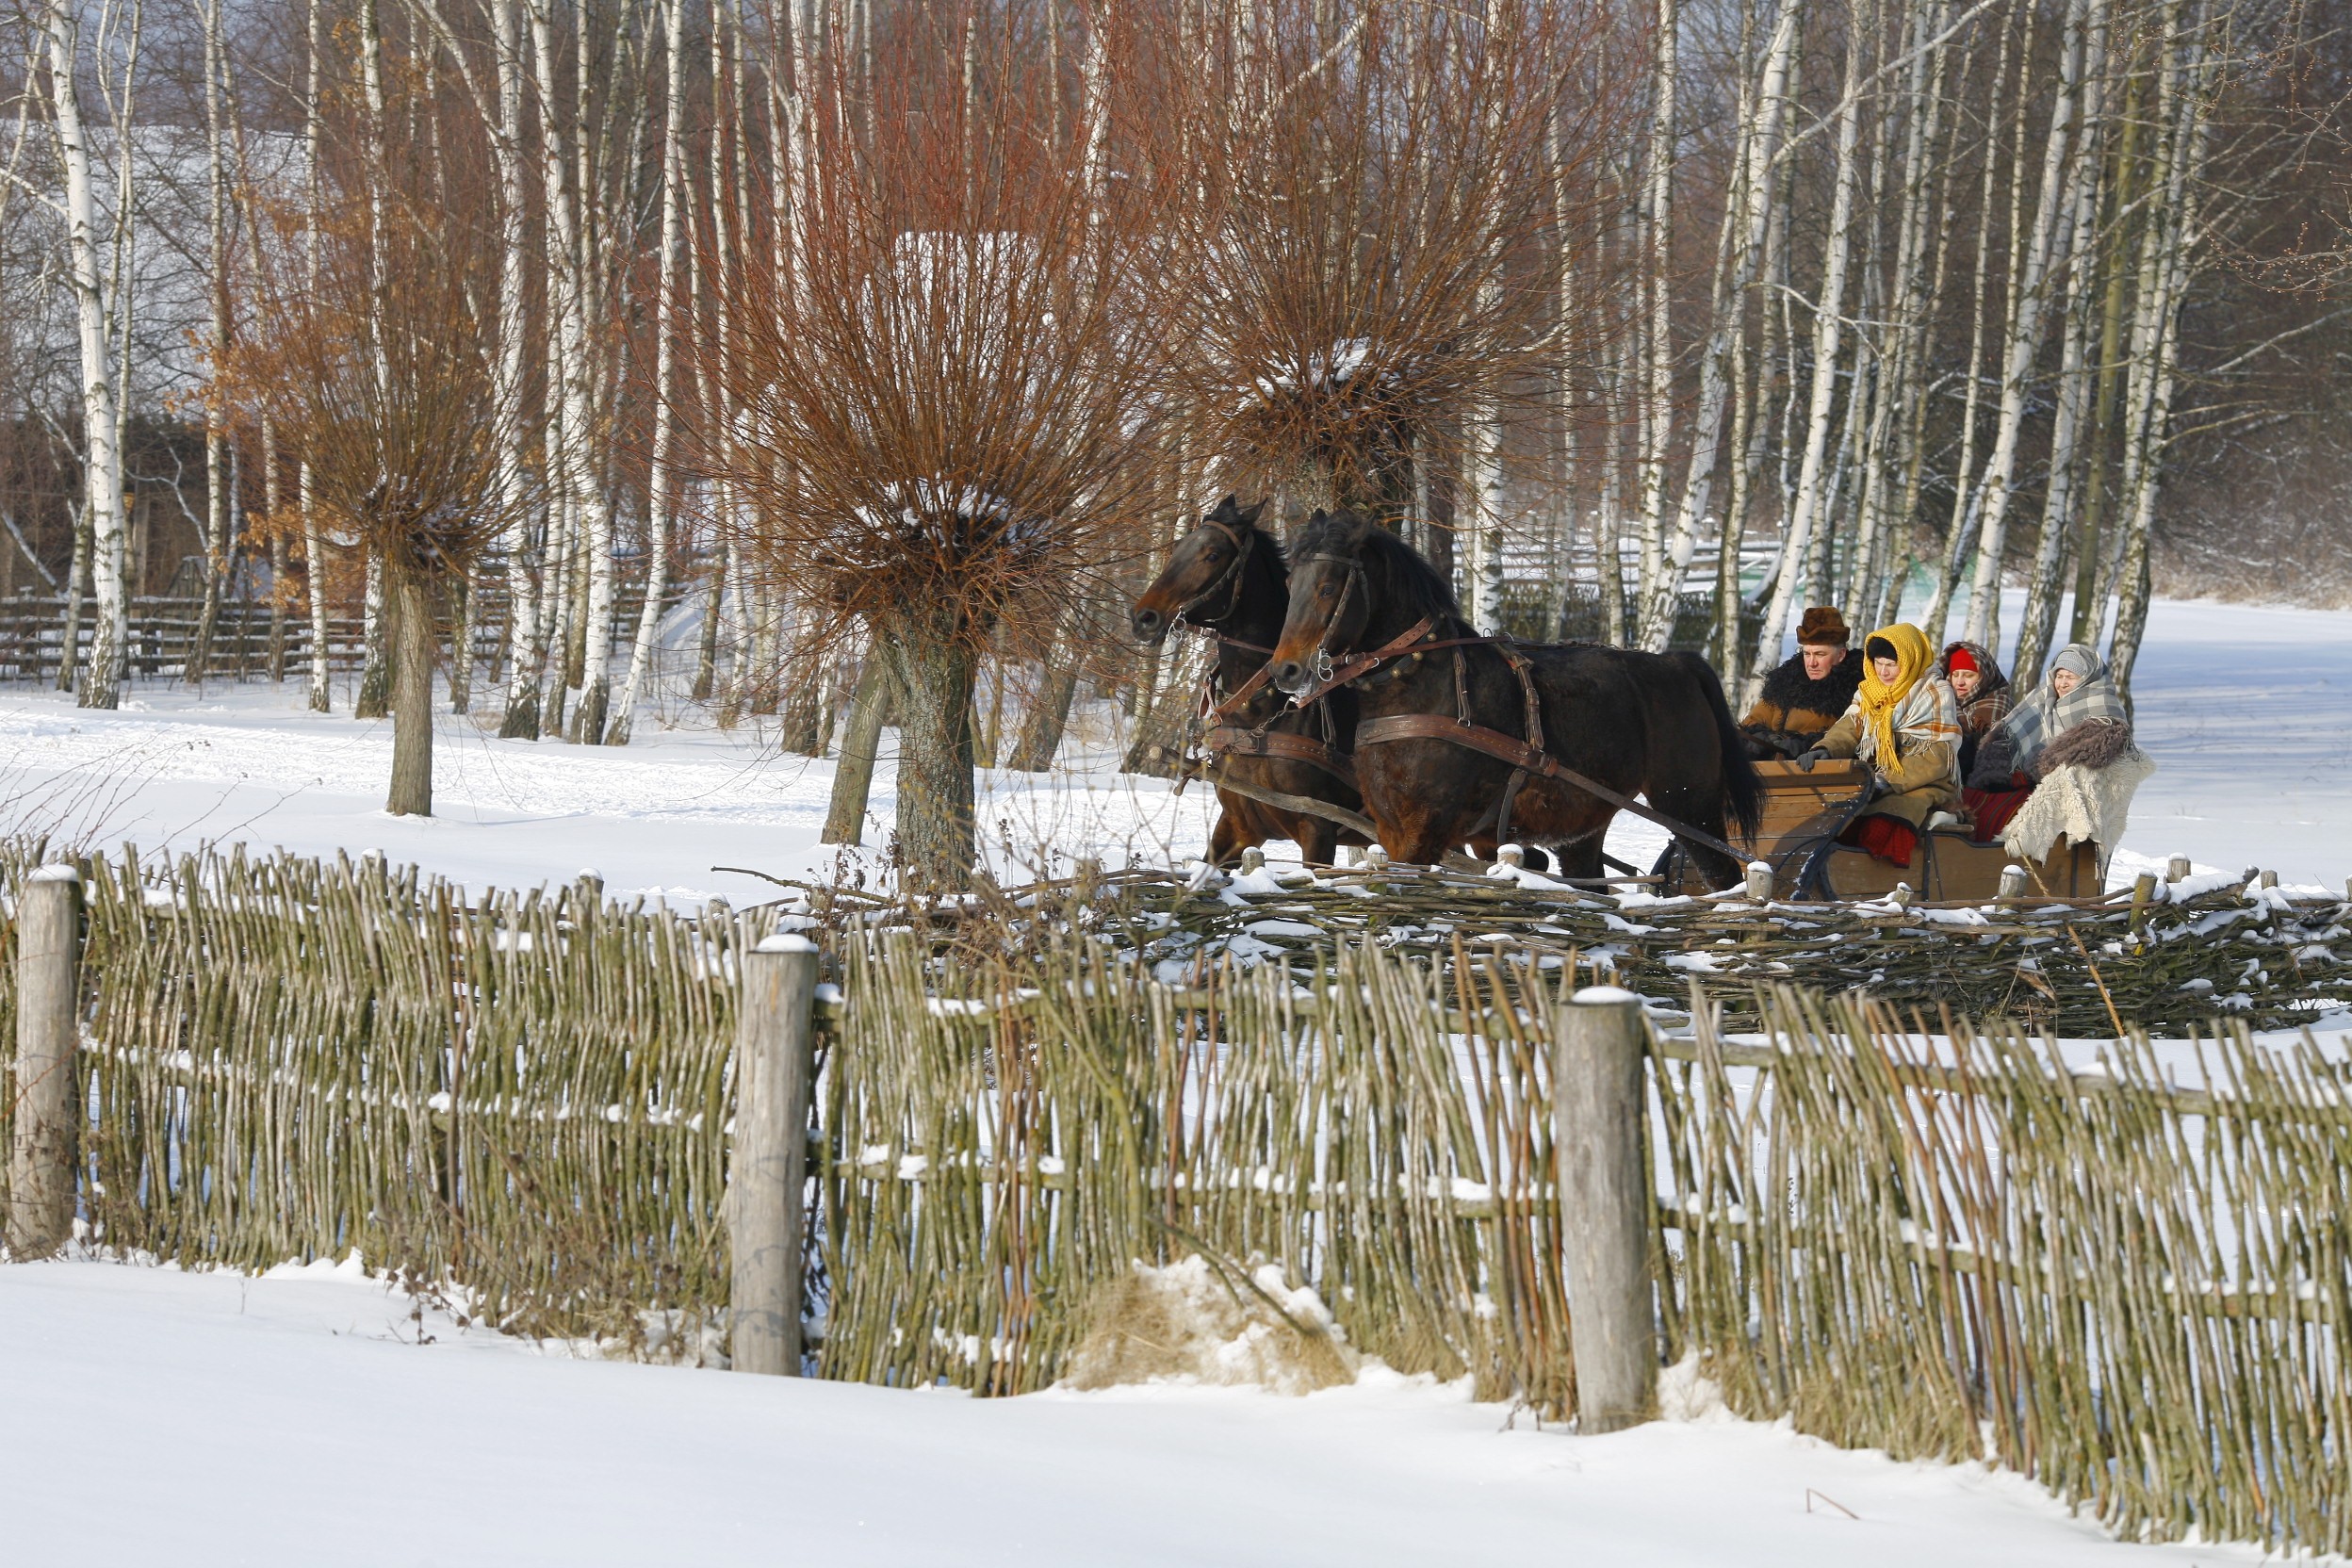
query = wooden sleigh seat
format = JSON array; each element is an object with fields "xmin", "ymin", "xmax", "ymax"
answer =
[{"xmin": 1745, "ymin": 759, "xmax": 2102, "ymax": 902}]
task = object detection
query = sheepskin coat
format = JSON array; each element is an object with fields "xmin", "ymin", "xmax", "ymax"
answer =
[{"xmin": 1740, "ymin": 648, "xmax": 1865, "ymax": 759}]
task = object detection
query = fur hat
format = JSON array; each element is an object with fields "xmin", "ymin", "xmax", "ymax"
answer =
[{"xmin": 1796, "ymin": 606, "xmax": 1851, "ymax": 646}]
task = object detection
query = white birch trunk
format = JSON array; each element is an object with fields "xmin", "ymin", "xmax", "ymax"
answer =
[
  {"xmin": 46, "ymin": 0, "xmax": 128, "ymax": 710},
  {"xmin": 1642, "ymin": 5, "xmax": 1794, "ymax": 652},
  {"xmin": 1919, "ymin": 8, "xmax": 2019, "ymax": 645},
  {"xmin": 1746, "ymin": 10, "xmax": 1866, "ymax": 703},
  {"xmin": 524, "ymin": 0, "xmax": 617, "ymax": 743},
  {"xmin": 2013, "ymin": 0, "xmax": 2111, "ymax": 684},
  {"xmin": 1961, "ymin": 0, "xmax": 2092, "ymax": 651},
  {"xmin": 298, "ymin": 0, "xmax": 332, "ymax": 712},
  {"xmin": 1632, "ymin": 0, "xmax": 1676, "ymax": 614},
  {"xmin": 2108, "ymin": 0, "xmax": 2210, "ymax": 701},
  {"xmin": 612, "ymin": 0, "xmax": 693, "ymax": 747},
  {"xmin": 493, "ymin": 0, "xmax": 544, "ymax": 738}
]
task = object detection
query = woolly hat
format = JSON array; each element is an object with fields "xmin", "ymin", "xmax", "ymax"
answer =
[
  {"xmin": 1796, "ymin": 606, "xmax": 1851, "ymax": 646},
  {"xmin": 1945, "ymin": 645, "xmax": 1978, "ymax": 674}
]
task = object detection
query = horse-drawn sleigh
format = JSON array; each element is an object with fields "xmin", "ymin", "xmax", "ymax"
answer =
[{"xmin": 1133, "ymin": 499, "xmax": 2109, "ymax": 905}]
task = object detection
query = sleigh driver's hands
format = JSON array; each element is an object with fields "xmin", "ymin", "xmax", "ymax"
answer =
[{"xmin": 1792, "ymin": 748, "xmax": 1828, "ymax": 773}]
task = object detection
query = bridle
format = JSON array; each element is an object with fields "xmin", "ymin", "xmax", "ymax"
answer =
[
  {"xmin": 1173, "ymin": 515, "xmax": 1257, "ymax": 630},
  {"xmin": 1293, "ymin": 551, "xmax": 1366, "ymax": 690}
]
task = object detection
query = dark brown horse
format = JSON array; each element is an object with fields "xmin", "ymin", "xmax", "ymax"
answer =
[
  {"xmin": 1130, "ymin": 497, "xmax": 1368, "ymax": 866},
  {"xmin": 1266, "ymin": 510, "xmax": 1762, "ymax": 886}
]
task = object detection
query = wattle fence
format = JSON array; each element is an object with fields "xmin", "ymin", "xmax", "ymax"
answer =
[{"xmin": 3, "ymin": 844, "xmax": 2348, "ymax": 1554}]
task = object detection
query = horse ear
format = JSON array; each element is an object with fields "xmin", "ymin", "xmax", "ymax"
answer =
[
  {"xmin": 1237, "ymin": 498, "xmax": 1266, "ymax": 527},
  {"xmin": 1341, "ymin": 508, "xmax": 1374, "ymax": 545},
  {"xmin": 1207, "ymin": 494, "xmax": 1238, "ymax": 522},
  {"xmin": 1307, "ymin": 508, "xmax": 1330, "ymax": 527}
]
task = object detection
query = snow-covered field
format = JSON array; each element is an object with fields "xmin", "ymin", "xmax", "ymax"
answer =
[
  {"xmin": 2, "ymin": 596, "xmax": 2345, "ymax": 900},
  {"xmin": 2, "ymin": 596, "xmax": 2346, "ymax": 1564},
  {"xmin": 0, "ymin": 1258, "xmax": 2254, "ymax": 1567}
]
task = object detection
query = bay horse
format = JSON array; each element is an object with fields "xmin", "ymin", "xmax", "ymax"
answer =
[
  {"xmin": 1129, "ymin": 497, "xmax": 1369, "ymax": 866},
  {"xmin": 1266, "ymin": 510, "xmax": 1762, "ymax": 886}
]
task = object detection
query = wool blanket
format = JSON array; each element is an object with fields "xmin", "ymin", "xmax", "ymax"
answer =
[{"xmin": 2001, "ymin": 745, "xmax": 2157, "ymax": 874}]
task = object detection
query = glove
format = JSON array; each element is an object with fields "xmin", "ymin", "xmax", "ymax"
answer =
[{"xmin": 1792, "ymin": 747, "xmax": 1828, "ymax": 772}]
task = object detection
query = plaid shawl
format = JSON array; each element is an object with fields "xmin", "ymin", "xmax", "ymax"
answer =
[
  {"xmin": 1852, "ymin": 624, "xmax": 1961, "ymax": 767},
  {"xmin": 1997, "ymin": 642, "xmax": 2130, "ymax": 773}
]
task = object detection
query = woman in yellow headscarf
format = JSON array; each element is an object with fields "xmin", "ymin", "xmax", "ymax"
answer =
[{"xmin": 1794, "ymin": 622, "xmax": 1962, "ymax": 866}]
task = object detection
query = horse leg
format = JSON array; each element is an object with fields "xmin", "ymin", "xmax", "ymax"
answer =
[
  {"xmin": 1542, "ymin": 827, "xmax": 1606, "ymax": 881},
  {"xmin": 1208, "ymin": 809, "xmax": 1250, "ymax": 868},
  {"xmin": 1379, "ymin": 804, "xmax": 1458, "ymax": 867},
  {"xmin": 1649, "ymin": 788, "xmax": 1743, "ymax": 889},
  {"xmin": 1295, "ymin": 815, "xmax": 1340, "ymax": 868}
]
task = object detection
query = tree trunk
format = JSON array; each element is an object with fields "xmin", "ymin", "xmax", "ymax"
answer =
[
  {"xmin": 47, "ymin": 0, "xmax": 128, "ymax": 711},
  {"xmin": 263, "ymin": 418, "xmax": 287, "ymax": 682},
  {"xmin": 693, "ymin": 538, "xmax": 725, "ymax": 701},
  {"xmin": 1631, "ymin": 0, "xmax": 1676, "ymax": 612},
  {"xmin": 449, "ymin": 571, "xmax": 475, "ymax": 713},
  {"xmin": 1008, "ymin": 611, "xmax": 1084, "ymax": 773},
  {"xmin": 1746, "ymin": 8, "xmax": 1865, "ymax": 704},
  {"xmin": 1648, "ymin": 4, "xmax": 1792, "ymax": 653},
  {"xmin": 876, "ymin": 612, "xmax": 977, "ymax": 890},
  {"xmin": 822, "ymin": 649, "xmax": 892, "ymax": 845},
  {"xmin": 610, "ymin": 0, "xmax": 692, "ymax": 749},
  {"xmin": 190, "ymin": 0, "xmax": 234, "ymax": 689},
  {"xmin": 494, "ymin": 0, "xmax": 543, "ymax": 740},
  {"xmin": 1963, "ymin": 0, "xmax": 2092, "ymax": 651},
  {"xmin": 386, "ymin": 557, "xmax": 435, "ymax": 816},
  {"xmin": 55, "ymin": 504, "xmax": 90, "ymax": 693},
  {"xmin": 1920, "ymin": 10, "xmax": 2022, "ymax": 646}
]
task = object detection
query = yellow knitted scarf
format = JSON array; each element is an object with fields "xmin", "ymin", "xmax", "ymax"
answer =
[{"xmin": 1854, "ymin": 623, "xmax": 1935, "ymax": 764}]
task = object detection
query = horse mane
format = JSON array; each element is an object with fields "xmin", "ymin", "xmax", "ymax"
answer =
[
  {"xmin": 1239, "ymin": 510, "xmax": 1289, "ymax": 578},
  {"xmin": 1291, "ymin": 510, "xmax": 1462, "ymax": 627}
]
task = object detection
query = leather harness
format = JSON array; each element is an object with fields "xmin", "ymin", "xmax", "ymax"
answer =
[
  {"xmin": 1284, "ymin": 551, "xmax": 1748, "ymax": 865},
  {"xmin": 1170, "ymin": 518, "xmax": 1363, "ymax": 820}
]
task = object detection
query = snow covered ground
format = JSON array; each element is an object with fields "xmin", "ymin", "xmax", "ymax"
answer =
[
  {"xmin": 2, "ymin": 598, "xmax": 2345, "ymax": 1563},
  {"xmin": 2, "ymin": 596, "xmax": 2345, "ymax": 901},
  {"xmin": 0, "ymin": 1258, "xmax": 2256, "ymax": 1568}
]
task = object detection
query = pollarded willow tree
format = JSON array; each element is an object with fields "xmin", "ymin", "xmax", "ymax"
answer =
[
  {"xmin": 219, "ymin": 169, "xmax": 517, "ymax": 817},
  {"xmin": 710, "ymin": 1, "xmax": 1174, "ymax": 890},
  {"xmin": 1166, "ymin": 0, "xmax": 1625, "ymax": 629}
]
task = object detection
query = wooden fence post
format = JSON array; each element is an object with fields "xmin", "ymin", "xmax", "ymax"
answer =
[
  {"xmin": 728, "ymin": 932, "xmax": 820, "ymax": 1375},
  {"xmin": 1554, "ymin": 985, "xmax": 1656, "ymax": 1432},
  {"xmin": 8, "ymin": 865, "xmax": 83, "ymax": 1259}
]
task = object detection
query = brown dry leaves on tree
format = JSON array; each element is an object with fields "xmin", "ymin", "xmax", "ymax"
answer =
[
  {"xmin": 708, "ymin": 8, "xmax": 1176, "ymax": 662},
  {"xmin": 214, "ymin": 136, "xmax": 518, "ymax": 815},
  {"xmin": 1164, "ymin": 0, "xmax": 1632, "ymax": 521},
  {"xmin": 705, "ymin": 3, "xmax": 1180, "ymax": 882}
]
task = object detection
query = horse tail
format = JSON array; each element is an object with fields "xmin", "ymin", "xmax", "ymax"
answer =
[{"xmin": 1674, "ymin": 651, "xmax": 1762, "ymax": 841}]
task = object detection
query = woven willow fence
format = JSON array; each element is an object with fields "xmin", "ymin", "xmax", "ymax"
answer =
[
  {"xmin": 1, "ymin": 844, "xmax": 754, "ymax": 1345},
  {"xmin": 3, "ymin": 845, "xmax": 2348, "ymax": 1551}
]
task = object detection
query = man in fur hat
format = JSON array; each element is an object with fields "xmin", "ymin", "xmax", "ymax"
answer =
[{"xmin": 1739, "ymin": 606, "xmax": 1865, "ymax": 760}]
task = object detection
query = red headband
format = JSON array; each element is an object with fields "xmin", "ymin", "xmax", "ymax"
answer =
[{"xmin": 1946, "ymin": 648, "xmax": 1978, "ymax": 674}]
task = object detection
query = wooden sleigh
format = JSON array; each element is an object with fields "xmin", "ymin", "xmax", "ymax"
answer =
[{"xmin": 1730, "ymin": 759, "xmax": 2104, "ymax": 902}]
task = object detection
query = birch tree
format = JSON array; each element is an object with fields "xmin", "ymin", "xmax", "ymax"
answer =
[{"xmin": 43, "ymin": 0, "xmax": 131, "ymax": 710}]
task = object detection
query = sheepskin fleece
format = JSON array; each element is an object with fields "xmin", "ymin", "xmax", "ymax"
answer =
[{"xmin": 2001, "ymin": 747, "xmax": 2157, "ymax": 873}]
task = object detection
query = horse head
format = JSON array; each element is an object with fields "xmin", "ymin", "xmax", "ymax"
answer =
[
  {"xmin": 1129, "ymin": 495, "xmax": 1273, "ymax": 645},
  {"xmin": 1268, "ymin": 509, "xmax": 1461, "ymax": 695}
]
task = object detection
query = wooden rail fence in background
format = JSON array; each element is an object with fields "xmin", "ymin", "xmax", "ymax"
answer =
[
  {"xmin": 0, "ymin": 578, "xmax": 679, "ymax": 685},
  {"xmin": 2, "ymin": 843, "xmax": 2347, "ymax": 1555}
]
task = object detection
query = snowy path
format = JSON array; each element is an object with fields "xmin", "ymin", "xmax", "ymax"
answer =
[
  {"xmin": 0, "ymin": 596, "xmax": 2344, "ymax": 898},
  {"xmin": 0, "ymin": 1260, "xmax": 2244, "ymax": 1568}
]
